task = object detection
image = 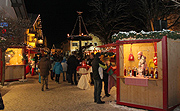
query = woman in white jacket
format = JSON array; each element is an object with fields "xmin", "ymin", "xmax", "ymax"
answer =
[{"xmin": 61, "ymin": 57, "xmax": 68, "ymax": 81}]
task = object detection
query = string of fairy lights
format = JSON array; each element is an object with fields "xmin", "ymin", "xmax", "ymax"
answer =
[{"xmin": 111, "ymin": 29, "xmax": 180, "ymax": 42}]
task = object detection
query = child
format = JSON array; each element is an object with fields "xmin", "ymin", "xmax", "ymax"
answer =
[
  {"xmin": 61, "ymin": 57, "xmax": 67, "ymax": 81},
  {"xmin": 53, "ymin": 58, "xmax": 63, "ymax": 83}
]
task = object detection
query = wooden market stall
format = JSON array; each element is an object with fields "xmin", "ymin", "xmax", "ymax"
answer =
[
  {"xmin": 115, "ymin": 36, "xmax": 180, "ymax": 111},
  {"xmin": 0, "ymin": 46, "xmax": 26, "ymax": 81}
]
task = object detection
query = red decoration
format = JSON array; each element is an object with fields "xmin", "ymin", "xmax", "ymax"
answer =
[
  {"xmin": 26, "ymin": 65, "xmax": 30, "ymax": 74},
  {"xmin": 2, "ymin": 29, "xmax": 6, "ymax": 34},
  {"xmin": 153, "ymin": 56, "xmax": 157, "ymax": 66},
  {"xmin": 128, "ymin": 46, "xmax": 134, "ymax": 61},
  {"xmin": 153, "ymin": 43, "xmax": 157, "ymax": 66},
  {"xmin": 128, "ymin": 53, "xmax": 134, "ymax": 61},
  {"xmin": 81, "ymin": 60, "xmax": 86, "ymax": 66}
]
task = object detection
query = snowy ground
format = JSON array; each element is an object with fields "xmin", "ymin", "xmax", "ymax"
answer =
[{"xmin": 0, "ymin": 74, "xmax": 178, "ymax": 111}]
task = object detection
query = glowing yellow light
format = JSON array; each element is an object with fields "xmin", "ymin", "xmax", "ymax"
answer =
[
  {"xmin": 38, "ymin": 39, "xmax": 43, "ymax": 44},
  {"xmin": 29, "ymin": 42, "xmax": 36, "ymax": 47},
  {"xmin": 28, "ymin": 34, "xmax": 35, "ymax": 36}
]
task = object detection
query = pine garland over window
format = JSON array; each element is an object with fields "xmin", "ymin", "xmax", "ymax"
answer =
[{"xmin": 111, "ymin": 29, "xmax": 180, "ymax": 42}]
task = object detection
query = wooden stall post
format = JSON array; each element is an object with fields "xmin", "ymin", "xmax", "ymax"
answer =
[
  {"xmin": 116, "ymin": 44, "xmax": 120, "ymax": 103},
  {"xmin": 162, "ymin": 36, "xmax": 168, "ymax": 110}
]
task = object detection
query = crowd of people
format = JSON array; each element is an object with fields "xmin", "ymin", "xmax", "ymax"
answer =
[{"xmin": 31, "ymin": 51, "xmax": 112, "ymax": 104}]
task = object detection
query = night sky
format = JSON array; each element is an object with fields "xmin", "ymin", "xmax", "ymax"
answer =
[{"xmin": 24, "ymin": 0, "xmax": 90, "ymax": 48}]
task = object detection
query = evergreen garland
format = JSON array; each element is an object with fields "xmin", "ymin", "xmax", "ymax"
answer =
[{"xmin": 111, "ymin": 29, "xmax": 180, "ymax": 42}]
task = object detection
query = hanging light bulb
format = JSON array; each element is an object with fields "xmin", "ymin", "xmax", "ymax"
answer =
[{"xmin": 67, "ymin": 34, "xmax": 70, "ymax": 37}]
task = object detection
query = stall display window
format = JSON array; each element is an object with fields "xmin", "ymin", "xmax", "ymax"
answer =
[
  {"xmin": 5, "ymin": 48, "xmax": 24, "ymax": 65},
  {"xmin": 123, "ymin": 43, "xmax": 158, "ymax": 78}
]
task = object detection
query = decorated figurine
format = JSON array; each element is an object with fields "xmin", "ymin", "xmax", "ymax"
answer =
[{"xmin": 137, "ymin": 51, "xmax": 147, "ymax": 76}]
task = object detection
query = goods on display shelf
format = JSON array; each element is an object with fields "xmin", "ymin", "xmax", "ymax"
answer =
[
  {"xmin": 122, "ymin": 43, "xmax": 158, "ymax": 79},
  {"xmin": 5, "ymin": 48, "xmax": 24, "ymax": 65}
]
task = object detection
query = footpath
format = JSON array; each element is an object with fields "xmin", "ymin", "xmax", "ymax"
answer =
[{"xmin": 0, "ymin": 74, "xmax": 155, "ymax": 111}]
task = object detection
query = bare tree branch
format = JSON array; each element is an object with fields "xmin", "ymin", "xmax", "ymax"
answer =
[
  {"xmin": 87, "ymin": 0, "xmax": 131, "ymax": 43},
  {"xmin": 167, "ymin": 15, "xmax": 180, "ymax": 28}
]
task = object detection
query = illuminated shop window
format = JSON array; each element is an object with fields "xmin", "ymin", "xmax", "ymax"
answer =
[
  {"xmin": 72, "ymin": 43, "xmax": 78, "ymax": 46},
  {"xmin": 5, "ymin": 48, "xmax": 24, "ymax": 65}
]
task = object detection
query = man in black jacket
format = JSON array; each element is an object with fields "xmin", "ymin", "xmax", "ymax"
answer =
[
  {"xmin": 67, "ymin": 52, "xmax": 78, "ymax": 85},
  {"xmin": 92, "ymin": 52, "xmax": 106, "ymax": 104},
  {"xmin": 88, "ymin": 53, "xmax": 94, "ymax": 85}
]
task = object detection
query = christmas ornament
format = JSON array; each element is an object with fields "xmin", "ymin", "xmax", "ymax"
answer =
[
  {"xmin": 128, "ymin": 54, "xmax": 134, "ymax": 61},
  {"xmin": 2, "ymin": 29, "xmax": 6, "ymax": 34},
  {"xmin": 153, "ymin": 56, "xmax": 157, "ymax": 66},
  {"xmin": 128, "ymin": 45, "xmax": 134, "ymax": 61}
]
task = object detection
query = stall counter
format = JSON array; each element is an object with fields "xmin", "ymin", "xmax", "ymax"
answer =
[{"xmin": 5, "ymin": 64, "xmax": 25, "ymax": 81}]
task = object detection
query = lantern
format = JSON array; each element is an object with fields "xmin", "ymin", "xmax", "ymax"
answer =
[{"xmin": 37, "ymin": 39, "xmax": 43, "ymax": 44}]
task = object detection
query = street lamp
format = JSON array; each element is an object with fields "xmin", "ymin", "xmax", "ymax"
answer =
[{"xmin": 37, "ymin": 39, "xmax": 43, "ymax": 44}]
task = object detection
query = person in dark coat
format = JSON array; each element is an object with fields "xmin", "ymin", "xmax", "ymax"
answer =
[
  {"xmin": 67, "ymin": 52, "xmax": 78, "ymax": 85},
  {"xmin": 92, "ymin": 52, "xmax": 106, "ymax": 104},
  {"xmin": 34, "ymin": 54, "xmax": 38, "ymax": 74},
  {"xmin": 87, "ymin": 53, "xmax": 94, "ymax": 85},
  {"xmin": 39, "ymin": 54, "xmax": 51, "ymax": 91}
]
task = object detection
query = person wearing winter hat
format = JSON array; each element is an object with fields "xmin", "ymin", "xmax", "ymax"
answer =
[
  {"xmin": 92, "ymin": 52, "xmax": 107, "ymax": 104},
  {"xmin": 53, "ymin": 58, "xmax": 63, "ymax": 83},
  {"xmin": 61, "ymin": 57, "xmax": 68, "ymax": 81},
  {"xmin": 38, "ymin": 54, "xmax": 51, "ymax": 91}
]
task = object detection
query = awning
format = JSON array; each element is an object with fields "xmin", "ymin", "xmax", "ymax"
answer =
[
  {"xmin": 26, "ymin": 48, "xmax": 41, "ymax": 54},
  {"xmin": 96, "ymin": 43, "xmax": 117, "ymax": 48},
  {"xmin": 108, "ymin": 48, "xmax": 116, "ymax": 53}
]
